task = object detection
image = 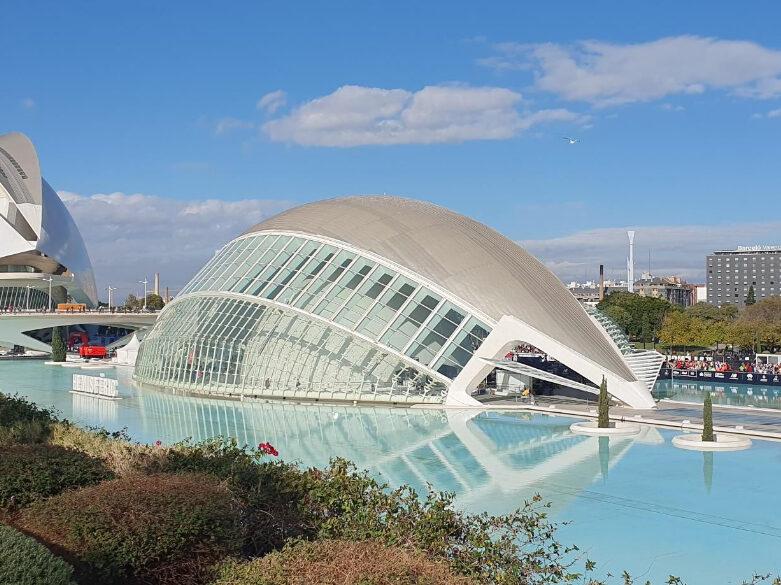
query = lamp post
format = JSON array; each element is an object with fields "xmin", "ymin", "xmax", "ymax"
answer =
[
  {"xmin": 43, "ymin": 276, "xmax": 54, "ymax": 312},
  {"xmin": 107, "ymin": 286, "xmax": 116, "ymax": 311},
  {"xmin": 25, "ymin": 285, "xmax": 31, "ymax": 311},
  {"xmin": 138, "ymin": 278, "xmax": 148, "ymax": 310}
]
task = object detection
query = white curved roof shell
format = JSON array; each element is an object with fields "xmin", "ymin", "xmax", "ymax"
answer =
[
  {"xmin": 0, "ymin": 132, "xmax": 97, "ymax": 305},
  {"xmin": 247, "ymin": 196, "xmax": 636, "ymax": 382}
]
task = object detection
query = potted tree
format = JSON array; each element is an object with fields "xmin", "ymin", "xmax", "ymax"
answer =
[
  {"xmin": 672, "ymin": 391, "xmax": 751, "ymax": 451},
  {"xmin": 570, "ymin": 377, "xmax": 640, "ymax": 436}
]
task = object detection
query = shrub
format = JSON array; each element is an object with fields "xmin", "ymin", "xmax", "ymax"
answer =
[
  {"xmin": 702, "ymin": 392, "xmax": 715, "ymax": 442},
  {"xmin": 0, "ymin": 524, "xmax": 75, "ymax": 585},
  {"xmin": 213, "ymin": 540, "xmax": 476, "ymax": 585},
  {"xmin": 16, "ymin": 473, "xmax": 245, "ymax": 585},
  {"xmin": 0, "ymin": 393, "xmax": 56, "ymax": 446},
  {"xmin": 51, "ymin": 422, "xmax": 164, "ymax": 476},
  {"xmin": 597, "ymin": 377, "xmax": 610, "ymax": 428},
  {"xmin": 0, "ymin": 392, "xmax": 56, "ymax": 427},
  {"xmin": 300, "ymin": 459, "xmax": 580, "ymax": 584},
  {"xmin": 0, "ymin": 444, "xmax": 113, "ymax": 510}
]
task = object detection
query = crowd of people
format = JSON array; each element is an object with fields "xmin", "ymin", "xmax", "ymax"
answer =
[{"xmin": 664, "ymin": 358, "xmax": 781, "ymax": 375}]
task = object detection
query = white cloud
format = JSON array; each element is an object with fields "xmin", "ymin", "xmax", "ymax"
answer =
[
  {"xmin": 482, "ymin": 36, "xmax": 781, "ymax": 106},
  {"xmin": 520, "ymin": 221, "xmax": 781, "ymax": 283},
  {"xmin": 214, "ymin": 117, "xmax": 255, "ymax": 135},
  {"xmin": 767, "ymin": 108, "xmax": 781, "ymax": 118},
  {"xmin": 257, "ymin": 90, "xmax": 287, "ymax": 114},
  {"xmin": 20, "ymin": 98, "xmax": 35, "ymax": 110},
  {"xmin": 59, "ymin": 191, "xmax": 290, "ymax": 300},
  {"xmin": 262, "ymin": 85, "xmax": 587, "ymax": 146}
]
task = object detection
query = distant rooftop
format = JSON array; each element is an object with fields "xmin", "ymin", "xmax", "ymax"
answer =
[{"xmin": 713, "ymin": 245, "xmax": 781, "ymax": 255}]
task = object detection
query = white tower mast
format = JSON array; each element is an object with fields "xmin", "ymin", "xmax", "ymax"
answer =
[{"xmin": 627, "ymin": 231, "xmax": 635, "ymax": 293}]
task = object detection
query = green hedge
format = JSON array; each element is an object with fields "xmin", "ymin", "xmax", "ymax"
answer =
[
  {"xmin": 16, "ymin": 472, "xmax": 246, "ymax": 585},
  {"xmin": 213, "ymin": 539, "xmax": 476, "ymax": 585},
  {"xmin": 0, "ymin": 393, "xmax": 56, "ymax": 445},
  {"xmin": 0, "ymin": 444, "xmax": 113, "ymax": 510},
  {"xmin": 0, "ymin": 524, "xmax": 75, "ymax": 585}
]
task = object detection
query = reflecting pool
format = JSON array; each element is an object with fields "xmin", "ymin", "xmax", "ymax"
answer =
[
  {"xmin": 1, "ymin": 360, "xmax": 780, "ymax": 584},
  {"xmin": 654, "ymin": 377, "xmax": 781, "ymax": 409}
]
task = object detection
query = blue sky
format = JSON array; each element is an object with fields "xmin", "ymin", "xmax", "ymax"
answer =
[{"xmin": 3, "ymin": 1, "xmax": 781, "ymax": 298}]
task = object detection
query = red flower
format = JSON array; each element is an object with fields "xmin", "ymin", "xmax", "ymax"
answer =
[
  {"xmin": 258, "ymin": 442, "xmax": 278, "ymax": 457},
  {"xmin": 155, "ymin": 440, "xmax": 162, "ymax": 447}
]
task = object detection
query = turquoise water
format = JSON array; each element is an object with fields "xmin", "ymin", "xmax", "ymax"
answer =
[
  {"xmin": 654, "ymin": 377, "xmax": 781, "ymax": 409},
  {"xmin": 2, "ymin": 360, "xmax": 780, "ymax": 584}
]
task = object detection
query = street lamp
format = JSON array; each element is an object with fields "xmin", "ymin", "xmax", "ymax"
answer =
[
  {"xmin": 42, "ymin": 276, "xmax": 54, "ymax": 312},
  {"xmin": 25, "ymin": 285, "xmax": 31, "ymax": 311},
  {"xmin": 107, "ymin": 286, "xmax": 116, "ymax": 311},
  {"xmin": 138, "ymin": 278, "xmax": 149, "ymax": 310}
]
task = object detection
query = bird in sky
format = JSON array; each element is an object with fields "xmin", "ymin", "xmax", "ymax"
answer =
[{"xmin": 562, "ymin": 136, "xmax": 580, "ymax": 145}]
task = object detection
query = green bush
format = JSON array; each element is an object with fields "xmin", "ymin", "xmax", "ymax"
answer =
[
  {"xmin": 213, "ymin": 539, "xmax": 476, "ymax": 585},
  {"xmin": 0, "ymin": 392, "xmax": 56, "ymax": 427},
  {"xmin": 16, "ymin": 473, "xmax": 246, "ymax": 585},
  {"xmin": 0, "ymin": 524, "xmax": 75, "ymax": 585},
  {"xmin": 298, "ymin": 459, "xmax": 579, "ymax": 584},
  {"xmin": 0, "ymin": 393, "xmax": 56, "ymax": 446},
  {"xmin": 0, "ymin": 444, "xmax": 113, "ymax": 510}
]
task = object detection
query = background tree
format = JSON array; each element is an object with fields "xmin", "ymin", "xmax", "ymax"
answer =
[
  {"xmin": 701, "ymin": 392, "xmax": 714, "ymax": 442},
  {"xmin": 124, "ymin": 293, "xmax": 141, "ymax": 311},
  {"xmin": 124, "ymin": 293, "xmax": 165, "ymax": 311},
  {"xmin": 144, "ymin": 293, "xmax": 165, "ymax": 310},
  {"xmin": 745, "ymin": 286, "xmax": 756, "ymax": 306},
  {"xmin": 658, "ymin": 311, "xmax": 690, "ymax": 351},
  {"xmin": 597, "ymin": 377, "xmax": 610, "ymax": 428},
  {"xmin": 597, "ymin": 291, "xmax": 673, "ymax": 343},
  {"xmin": 739, "ymin": 296, "xmax": 781, "ymax": 353},
  {"xmin": 51, "ymin": 326, "xmax": 66, "ymax": 362}
]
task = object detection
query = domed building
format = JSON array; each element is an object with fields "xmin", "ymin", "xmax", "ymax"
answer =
[
  {"xmin": 0, "ymin": 132, "xmax": 97, "ymax": 313},
  {"xmin": 134, "ymin": 196, "xmax": 662, "ymax": 407}
]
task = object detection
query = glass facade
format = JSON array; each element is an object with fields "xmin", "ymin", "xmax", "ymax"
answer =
[
  {"xmin": 0, "ymin": 286, "xmax": 51, "ymax": 311},
  {"xmin": 136, "ymin": 232, "xmax": 492, "ymax": 403}
]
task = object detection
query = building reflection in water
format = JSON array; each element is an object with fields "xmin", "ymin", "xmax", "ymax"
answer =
[
  {"xmin": 71, "ymin": 392, "xmax": 119, "ymax": 426},
  {"xmin": 135, "ymin": 388, "xmax": 662, "ymax": 515}
]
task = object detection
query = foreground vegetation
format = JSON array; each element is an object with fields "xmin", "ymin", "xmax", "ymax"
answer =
[{"xmin": 0, "ymin": 391, "xmax": 778, "ymax": 585}]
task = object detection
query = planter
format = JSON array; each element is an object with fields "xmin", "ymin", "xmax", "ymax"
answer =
[
  {"xmin": 672, "ymin": 433, "xmax": 751, "ymax": 452},
  {"xmin": 569, "ymin": 420, "xmax": 641, "ymax": 437}
]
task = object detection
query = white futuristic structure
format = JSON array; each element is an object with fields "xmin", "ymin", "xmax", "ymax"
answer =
[
  {"xmin": 135, "ymin": 197, "xmax": 662, "ymax": 408},
  {"xmin": 0, "ymin": 132, "xmax": 99, "ymax": 349},
  {"xmin": 0, "ymin": 132, "xmax": 97, "ymax": 310}
]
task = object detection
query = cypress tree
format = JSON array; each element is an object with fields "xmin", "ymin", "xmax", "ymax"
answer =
[
  {"xmin": 597, "ymin": 377, "xmax": 610, "ymax": 428},
  {"xmin": 51, "ymin": 326, "xmax": 66, "ymax": 362},
  {"xmin": 745, "ymin": 286, "xmax": 756, "ymax": 306},
  {"xmin": 701, "ymin": 392, "xmax": 715, "ymax": 442}
]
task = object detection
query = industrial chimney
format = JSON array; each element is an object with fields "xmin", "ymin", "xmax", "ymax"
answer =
[
  {"xmin": 153, "ymin": 272, "xmax": 160, "ymax": 296},
  {"xmin": 599, "ymin": 264, "xmax": 605, "ymax": 301},
  {"xmin": 627, "ymin": 231, "xmax": 635, "ymax": 293}
]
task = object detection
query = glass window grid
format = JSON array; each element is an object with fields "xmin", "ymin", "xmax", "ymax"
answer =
[
  {"xmin": 142, "ymin": 232, "xmax": 493, "ymax": 388},
  {"xmin": 0, "ymin": 287, "xmax": 51, "ymax": 310},
  {"xmin": 136, "ymin": 295, "xmax": 447, "ymax": 401},
  {"xmin": 312, "ymin": 259, "xmax": 376, "ymax": 319},
  {"xmin": 333, "ymin": 268, "xmax": 396, "ymax": 329},
  {"xmin": 293, "ymin": 250, "xmax": 357, "ymax": 312}
]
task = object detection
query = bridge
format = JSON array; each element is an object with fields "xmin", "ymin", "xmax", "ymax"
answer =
[{"xmin": 0, "ymin": 311, "xmax": 158, "ymax": 352}]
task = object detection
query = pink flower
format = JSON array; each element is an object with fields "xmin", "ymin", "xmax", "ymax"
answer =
[{"xmin": 155, "ymin": 440, "xmax": 162, "ymax": 447}]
